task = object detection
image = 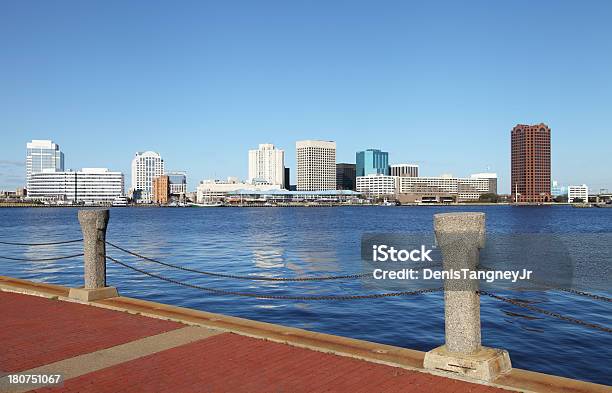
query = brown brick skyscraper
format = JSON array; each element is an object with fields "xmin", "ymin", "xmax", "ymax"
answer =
[{"xmin": 511, "ymin": 123, "xmax": 551, "ymax": 203}]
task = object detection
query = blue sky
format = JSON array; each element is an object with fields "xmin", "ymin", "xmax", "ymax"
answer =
[{"xmin": 1, "ymin": 0, "xmax": 611, "ymax": 193}]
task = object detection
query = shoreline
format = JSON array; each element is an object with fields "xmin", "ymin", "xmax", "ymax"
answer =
[{"xmin": 0, "ymin": 202, "xmax": 578, "ymax": 208}]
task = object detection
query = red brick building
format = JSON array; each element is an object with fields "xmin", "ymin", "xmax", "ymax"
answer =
[{"xmin": 511, "ymin": 123, "xmax": 552, "ymax": 203}]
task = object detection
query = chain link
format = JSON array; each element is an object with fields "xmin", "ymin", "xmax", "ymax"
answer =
[
  {"xmin": 107, "ymin": 255, "xmax": 442, "ymax": 300},
  {"xmin": 0, "ymin": 253, "xmax": 84, "ymax": 262},
  {"xmin": 106, "ymin": 241, "xmax": 441, "ymax": 282},
  {"xmin": 479, "ymin": 290, "xmax": 611, "ymax": 333},
  {"xmin": 0, "ymin": 239, "xmax": 83, "ymax": 246},
  {"xmin": 479, "ymin": 264, "xmax": 610, "ymax": 303}
]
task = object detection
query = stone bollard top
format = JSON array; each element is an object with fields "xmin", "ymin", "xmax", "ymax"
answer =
[
  {"xmin": 78, "ymin": 209, "xmax": 109, "ymax": 229},
  {"xmin": 433, "ymin": 212, "xmax": 485, "ymax": 249}
]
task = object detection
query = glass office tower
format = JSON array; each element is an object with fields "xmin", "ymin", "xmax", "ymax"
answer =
[
  {"xmin": 356, "ymin": 149, "xmax": 389, "ymax": 176},
  {"xmin": 26, "ymin": 140, "xmax": 65, "ymax": 189}
]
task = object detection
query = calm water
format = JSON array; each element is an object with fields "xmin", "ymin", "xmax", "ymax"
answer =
[{"xmin": 0, "ymin": 206, "xmax": 610, "ymax": 385}]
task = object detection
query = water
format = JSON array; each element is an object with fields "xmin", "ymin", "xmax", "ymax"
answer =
[{"xmin": 0, "ymin": 206, "xmax": 610, "ymax": 385}]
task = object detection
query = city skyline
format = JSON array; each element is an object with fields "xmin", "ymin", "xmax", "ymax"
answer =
[{"xmin": 1, "ymin": 1, "xmax": 611, "ymax": 192}]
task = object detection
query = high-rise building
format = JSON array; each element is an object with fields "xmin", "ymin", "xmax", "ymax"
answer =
[
  {"xmin": 248, "ymin": 144, "xmax": 285, "ymax": 185},
  {"xmin": 131, "ymin": 151, "xmax": 164, "ymax": 203},
  {"xmin": 296, "ymin": 140, "xmax": 336, "ymax": 191},
  {"xmin": 511, "ymin": 124, "xmax": 551, "ymax": 203},
  {"xmin": 26, "ymin": 140, "xmax": 64, "ymax": 189},
  {"xmin": 336, "ymin": 163, "xmax": 356, "ymax": 190},
  {"xmin": 27, "ymin": 168, "xmax": 124, "ymax": 204},
  {"xmin": 389, "ymin": 164, "xmax": 419, "ymax": 177},
  {"xmin": 356, "ymin": 149, "xmax": 389, "ymax": 176}
]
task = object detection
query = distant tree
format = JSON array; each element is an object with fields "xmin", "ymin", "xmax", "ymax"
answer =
[
  {"xmin": 572, "ymin": 197, "xmax": 584, "ymax": 203},
  {"xmin": 554, "ymin": 194, "xmax": 568, "ymax": 203},
  {"xmin": 478, "ymin": 193, "xmax": 498, "ymax": 203}
]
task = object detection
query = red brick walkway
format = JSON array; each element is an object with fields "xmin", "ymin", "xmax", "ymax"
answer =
[
  {"xmin": 0, "ymin": 291, "xmax": 182, "ymax": 372},
  {"xmin": 0, "ymin": 291, "xmax": 511, "ymax": 393},
  {"xmin": 33, "ymin": 333, "xmax": 509, "ymax": 393}
]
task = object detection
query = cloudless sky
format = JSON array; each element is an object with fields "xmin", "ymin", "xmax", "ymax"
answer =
[{"xmin": 1, "ymin": 0, "xmax": 611, "ymax": 193}]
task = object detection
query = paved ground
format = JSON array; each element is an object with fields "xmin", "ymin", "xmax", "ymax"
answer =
[{"xmin": 0, "ymin": 291, "xmax": 512, "ymax": 393}]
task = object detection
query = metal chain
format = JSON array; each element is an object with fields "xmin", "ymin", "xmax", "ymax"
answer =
[
  {"xmin": 107, "ymin": 255, "xmax": 442, "ymax": 300},
  {"xmin": 0, "ymin": 253, "xmax": 84, "ymax": 262},
  {"xmin": 479, "ymin": 264, "xmax": 611, "ymax": 303},
  {"xmin": 557, "ymin": 288, "xmax": 611, "ymax": 303},
  {"xmin": 479, "ymin": 290, "xmax": 612, "ymax": 333},
  {"xmin": 0, "ymin": 239, "xmax": 83, "ymax": 246},
  {"xmin": 106, "ymin": 240, "xmax": 388, "ymax": 281}
]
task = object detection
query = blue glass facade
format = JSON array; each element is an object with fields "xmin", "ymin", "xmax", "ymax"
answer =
[{"xmin": 356, "ymin": 149, "xmax": 389, "ymax": 176}]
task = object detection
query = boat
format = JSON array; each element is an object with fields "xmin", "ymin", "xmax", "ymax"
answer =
[{"xmin": 189, "ymin": 201, "xmax": 224, "ymax": 207}]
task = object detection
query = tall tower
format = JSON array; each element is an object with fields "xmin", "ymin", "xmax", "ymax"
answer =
[
  {"xmin": 296, "ymin": 140, "xmax": 336, "ymax": 191},
  {"xmin": 511, "ymin": 124, "xmax": 551, "ymax": 203},
  {"xmin": 248, "ymin": 144, "xmax": 285, "ymax": 185},
  {"xmin": 356, "ymin": 149, "xmax": 389, "ymax": 176},
  {"xmin": 26, "ymin": 140, "xmax": 64, "ymax": 189},
  {"xmin": 131, "ymin": 151, "xmax": 164, "ymax": 202}
]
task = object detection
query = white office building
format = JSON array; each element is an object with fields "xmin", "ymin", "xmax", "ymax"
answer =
[
  {"xmin": 131, "ymin": 151, "xmax": 164, "ymax": 202},
  {"xmin": 568, "ymin": 184, "xmax": 589, "ymax": 203},
  {"xmin": 296, "ymin": 140, "xmax": 336, "ymax": 191},
  {"xmin": 26, "ymin": 140, "xmax": 64, "ymax": 189},
  {"xmin": 357, "ymin": 173, "xmax": 497, "ymax": 201},
  {"xmin": 197, "ymin": 178, "xmax": 281, "ymax": 202},
  {"xmin": 248, "ymin": 144, "xmax": 285, "ymax": 186},
  {"xmin": 389, "ymin": 164, "xmax": 419, "ymax": 177},
  {"xmin": 27, "ymin": 168, "xmax": 124, "ymax": 204},
  {"xmin": 356, "ymin": 175, "xmax": 398, "ymax": 197}
]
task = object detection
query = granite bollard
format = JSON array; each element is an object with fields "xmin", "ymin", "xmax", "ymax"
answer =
[
  {"xmin": 423, "ymin": 212, "xmax": 511, "ymax": 382},
  {"xmin": 68, "ymin": 209, "xmax": 118, "ymax": 301}
]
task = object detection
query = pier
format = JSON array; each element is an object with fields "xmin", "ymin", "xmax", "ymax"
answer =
[{"xmin": 0, "ymin": 210, "xmax": 609, "ymax": 392}]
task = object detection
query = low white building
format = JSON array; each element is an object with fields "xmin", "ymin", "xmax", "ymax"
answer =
[
  {"xmin": 197, "ymin": 178, "xmax": 281, "ymax": 202},
  {"xmin": 356, "ymin": 175, "xmax": 398, "ymax": 197},
  {"xmin": 568, "ymin": 184, "xmax": 588, "ymax": 203},
  {"xmin": 27, "ymin": 168, "xmax": 124, "ymax": 204}
]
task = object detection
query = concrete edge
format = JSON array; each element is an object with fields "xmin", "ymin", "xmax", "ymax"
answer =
[{"xmin": 0, "ymin": 276, "xmax": 609, "ymax": 393}]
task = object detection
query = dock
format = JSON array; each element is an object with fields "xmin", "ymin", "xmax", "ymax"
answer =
[{"xmin": 0, "ymin": 276, "xmax": 608, "ymax": 393}]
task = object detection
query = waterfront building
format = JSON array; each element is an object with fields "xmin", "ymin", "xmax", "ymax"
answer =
[
  {"xmin": 396, "ymin": 174, "xmax": 498, "ymax": 203},
  {"xmin": 196, "ymin": 178, "xmax": 281, "ymax": 202},
  {"xmin": 26, "ymin": 140, "xmax": 64, "ymax": 189},
  {"xmin": 469, "ymin": 173, "xmax": 498, "ymax": 195},
  {"xmin": 283, "ymin": 167, "xmax": 290, "ymax": 190},
  {"xmin": 131, "ymin": 151, "xmax": 164, "ymax": 203},
  {"xmin": 551, "ymin": 180, "xmax": 567, "ymax": 197},
  {"xmin": 389, "ymin": 164, "xmax": 419, "ymax": 177},
  {"xmin": 296, "ymin": 140, "xmax": 336, "ymax": 191},
  {"xmin": 568, "ymin": 184, "xmax": 589, "ymax": 203},
  {"xmin": 248, "ymin": 144, "xmax": 285, "ymax": 186},
  {"xmin": 167, "ymin": 172, "xmax": 187, "ymax": 196},
  {"xmin": 27, "ymin": 168, "xmax": 124, "ymax": 204},
  {"xmin": 356, "ymin": 174, "xmax": 397, "ymax": 197},
  {"xmin": 336, "ymin": 163, "xmax": 356, "ymax": 191},
  {"xmin": 225, "ymin": 189, "xmax": 361, "ymax": 203},
  {"xmin": 511, "ymin": 123, "xmax": 551, "ymax": 203},
  {"xmin": 152, "ymin": 175, "xmax": 169, "ymax": 204},
  {"xmin": 356, "ymin": 149, "xmax": 389, "ymax": 176},
  {"xmin": 153, "ymin": 172, "xmax": 187, "ymax": 204}
]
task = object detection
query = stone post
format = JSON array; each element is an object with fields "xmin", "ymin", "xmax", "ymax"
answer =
[
  {"xmin": 68, "ymin": 209, "xmax": 118, "ymax": 301},
  {"xmin": 423, "ymin": 212, "xmax": 511, "ymax": 382}
]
